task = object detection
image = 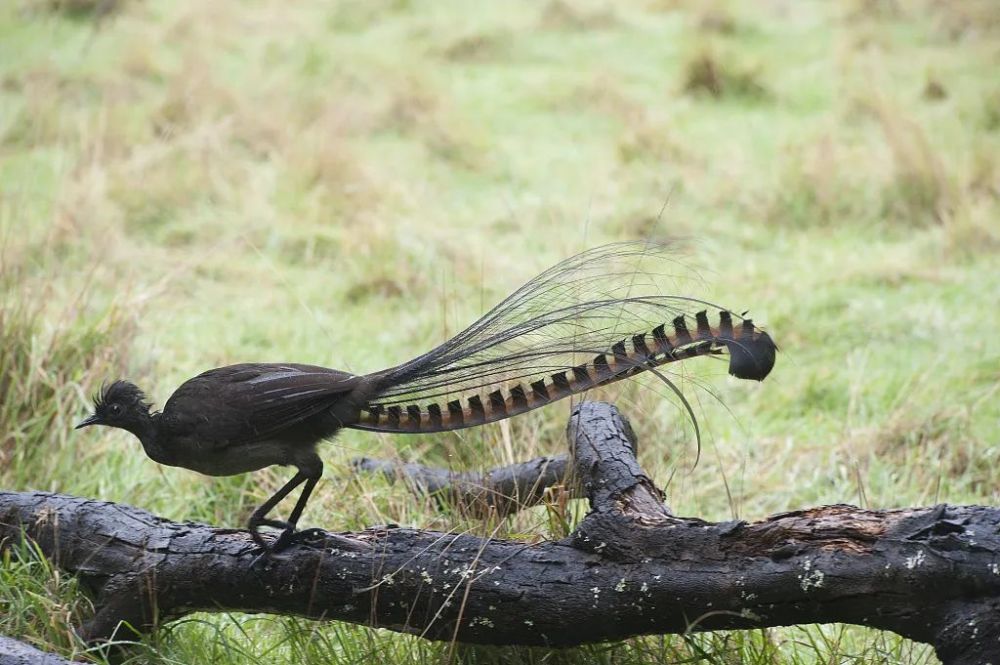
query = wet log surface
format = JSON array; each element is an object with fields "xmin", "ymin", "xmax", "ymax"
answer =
[{"xmin": 1, "ymin": 402, "xmax": 998, "ymax": 664}]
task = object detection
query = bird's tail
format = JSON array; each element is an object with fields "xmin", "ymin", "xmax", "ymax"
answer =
[{"xmin": 350, "ymin": 242, "xmax": 776, "ymax": 435}]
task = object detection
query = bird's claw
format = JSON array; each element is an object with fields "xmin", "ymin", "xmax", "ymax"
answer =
[
  {"xmin": 248, "ymin": 526, "xmax": 363, "ymax": 567},
  {"xmin": 271, "ymin": 527, "xmax": 297, "ymax": 552},
  {"xmin": 272, "ymin": 526, "xmax": 328, "ymax": 551}
]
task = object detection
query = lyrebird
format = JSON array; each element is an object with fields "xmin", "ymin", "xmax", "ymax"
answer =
[{"xmin": 76, "ymin": 243, "xmax": 776, "ymax": 550}]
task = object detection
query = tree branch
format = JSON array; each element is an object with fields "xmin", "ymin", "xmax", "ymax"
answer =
[
  {"xmin": 1, "ymin": 402, "xmax": 997, "ymax": 664},
  {"xmin": 350, "ymin": 454, "xmax": 577, "ymax": 517}
]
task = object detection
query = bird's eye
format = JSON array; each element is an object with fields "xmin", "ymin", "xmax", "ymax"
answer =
[{"xmin": 109, "ymin": 404, "xmax": 122, "ymax": 416}]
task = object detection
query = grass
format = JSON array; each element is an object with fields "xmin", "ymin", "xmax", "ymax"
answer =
[{"xmin": 1, "ymin": 0, "xmax": 998, "ymax": 662}]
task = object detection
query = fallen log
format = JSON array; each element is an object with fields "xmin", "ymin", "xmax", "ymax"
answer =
[{"xmin": 1, "ymin": 402, "xmax": 997, "ymax": 664}]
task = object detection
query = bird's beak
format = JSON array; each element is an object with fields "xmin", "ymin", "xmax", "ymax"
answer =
[{"xmin": 75, "ymin": 414, "xmax": 101, "ymax": 429}]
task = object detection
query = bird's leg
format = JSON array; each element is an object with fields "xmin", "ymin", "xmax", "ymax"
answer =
[
  {"xmin": 248, "ymin": 470, "xmax": 309, "ymax": 550},
  {"xmin": 270, "ymin": 475, "xmax": 321, "ymax": 552},
  {"xmin": 285, "ymin": 475, "xmax": 319, "ymax": 526}
]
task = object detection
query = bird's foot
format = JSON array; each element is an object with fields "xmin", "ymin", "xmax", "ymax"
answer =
[
  {"xmin": 270, "ymin": 527, "xmax": 299, "ymax": 552},
  {"xmin": 248, "ymin": 516, "xmax": 291, "ymax": 545},
  {"xmin": 272, "ymin": 526, "xmax": 336, "ymax": 551},
  {"xmin": 248, "ymin": 525, "xmax": 369, "ymax": 565},
  {"xmin": 247, "ymin": 529, "xmax": 300, "ymax": 568}
]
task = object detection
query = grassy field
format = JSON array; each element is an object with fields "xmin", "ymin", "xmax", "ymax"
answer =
[{"xmin": 2, "ymin": 0, "xmax": 998, "ymax": 662}]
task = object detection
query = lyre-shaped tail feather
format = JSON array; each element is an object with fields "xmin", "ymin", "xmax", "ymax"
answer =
[
  {"xmin": 352, "ymin": 309, "xmax": 774, "ymax": 434},
  {"xmin": 350, "ymin": 242, "xmax": 777, "ymax": 435}
]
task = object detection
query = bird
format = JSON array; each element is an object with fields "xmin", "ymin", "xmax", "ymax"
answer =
[{"xmin": 76, "ymin": 242, "xmax": 777, "ymax": 551}]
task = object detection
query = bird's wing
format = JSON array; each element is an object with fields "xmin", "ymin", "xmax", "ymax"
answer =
[{"xmin": 162, "ymin": 363, "xmax": 358, "ymax": 445}]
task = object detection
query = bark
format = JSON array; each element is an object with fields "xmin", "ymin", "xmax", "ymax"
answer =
[{"xmin": 1, "ymin": 402, "xmax": 998, "ymax": 664}]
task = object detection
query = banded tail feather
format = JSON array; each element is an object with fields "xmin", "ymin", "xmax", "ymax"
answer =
[
  {"xmin": 351, "ymin": 309, "xmax": 775, "ymax": 434},
  {"xmin": 347, "ymin": 242, "xmax": 776, "ymax": 436}
]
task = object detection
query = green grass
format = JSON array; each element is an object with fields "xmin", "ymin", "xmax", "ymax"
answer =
[{"xmin": 1, "ymin": 0, "xmax": 998, "ymax": 662}]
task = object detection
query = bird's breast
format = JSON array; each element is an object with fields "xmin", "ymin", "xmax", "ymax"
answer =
[{"xmin": 163, "ymin": 437, "xmax": 307, "ymax": 477}]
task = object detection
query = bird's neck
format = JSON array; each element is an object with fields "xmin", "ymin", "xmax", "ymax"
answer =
[{"xmin": 130, "ymin": 413, "xmax": 167, "ymax": 462}]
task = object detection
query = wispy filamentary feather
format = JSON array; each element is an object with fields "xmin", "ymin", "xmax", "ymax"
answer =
[{"xmin": 355, "ymin": 241, "xmax": 775, "ymax": 436}]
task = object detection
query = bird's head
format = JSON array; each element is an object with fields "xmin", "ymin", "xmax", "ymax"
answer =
[{"xmin": 76, "ymin": 380, "xmax": 153, "ymax": 436}]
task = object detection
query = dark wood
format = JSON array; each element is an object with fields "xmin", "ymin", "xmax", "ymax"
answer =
[{"xmin": 2, "ymin": 402, "xmax": 998, "ymax": 664}]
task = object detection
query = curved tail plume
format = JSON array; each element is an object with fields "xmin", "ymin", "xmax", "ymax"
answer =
[{"xmin": 351, "ymin": 242, "xmax": 776, "ymax": 435}]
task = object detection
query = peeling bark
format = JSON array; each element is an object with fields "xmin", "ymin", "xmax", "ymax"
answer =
[{"xmin": 1, "ymin": 402, "xmax": 998, "ymax": 664}]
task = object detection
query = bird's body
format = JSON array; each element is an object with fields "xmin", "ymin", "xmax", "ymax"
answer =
[
  {"xmin": 77, "ymin": 243, "xmax": 778, "ymax": 551},
  {"xmin": 151, "ymin": 364, "xmax": 364, "ymax": 476}
]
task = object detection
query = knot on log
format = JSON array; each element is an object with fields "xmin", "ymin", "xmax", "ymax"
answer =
[
  {"xmin": 567, "ymin": 402, "xmax": 668, "ymax": 518},
  {"xmin": 565, "ymin": 402, "xmax": 673, "ymax": 560}
]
